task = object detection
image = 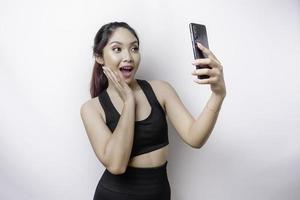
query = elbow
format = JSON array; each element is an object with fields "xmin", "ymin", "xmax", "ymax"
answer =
[
  {"xmin": 106, "ymin": 164, "xmax": 127, "ymax": 175},
  {"xmin": 107, "ymin": 168, "xmax": 126, "ymax": 175},
  {"xmin": 189, "ymin": 140, "xmax": 206, "ymax": 149},
  {"xmin": 101, "ymin": 150, "xmax": 127, "ymax": 175},
  {"xmin": 190, "ymin": 143, "xmax": 202, "ymax": 149},
  {"xmin": 100, "ymin": 153, "xmax": 127, "ymax": 175},
  {"xmin": 188, "ymin": 131, "xmax": 210, "ymax": 149}
]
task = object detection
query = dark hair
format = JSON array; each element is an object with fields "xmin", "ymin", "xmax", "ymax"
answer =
[{"xmin": 90, "ymin": 22, "xmax": 140, "ymax": 98}]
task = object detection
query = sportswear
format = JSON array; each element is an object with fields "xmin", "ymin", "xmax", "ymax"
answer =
[{"xmin": 98, "ymin": 79, "xmax": 169, "ymax": 157}]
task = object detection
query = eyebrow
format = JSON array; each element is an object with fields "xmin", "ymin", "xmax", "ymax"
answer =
[{"xmin": 109, "ymin": 41, "xmax": 138, "ymax": 45}]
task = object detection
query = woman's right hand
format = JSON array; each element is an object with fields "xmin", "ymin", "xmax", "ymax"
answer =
[{"xmin": 102, "ymin": 66, "xmax": 135, "ymax": 103}]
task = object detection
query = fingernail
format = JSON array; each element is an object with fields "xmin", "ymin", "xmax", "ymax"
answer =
[{"xmin": 197, "ymin": 42, "xmax": 203, "ymax": 48}]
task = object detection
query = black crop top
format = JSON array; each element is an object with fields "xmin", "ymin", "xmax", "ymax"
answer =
[{"xmin": 98, "ymin": 79, "xmax": 169, "ymax": 157}]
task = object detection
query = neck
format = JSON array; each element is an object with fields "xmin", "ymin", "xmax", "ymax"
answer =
[{"xmin": 107, "ymin": 78, "xmax": 140, "ymax": 93}]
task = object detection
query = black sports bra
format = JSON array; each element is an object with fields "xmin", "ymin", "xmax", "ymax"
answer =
[{"xmin": 98, "ymin": 79, "xmax": 169, "ymax": 157}]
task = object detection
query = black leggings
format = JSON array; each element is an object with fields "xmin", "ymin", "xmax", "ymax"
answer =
[{"xmin": 93, "ymin": 161, "xmax": 171, "ymax": 200}]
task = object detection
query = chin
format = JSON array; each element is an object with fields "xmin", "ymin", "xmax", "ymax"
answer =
[{"xmin": 124, "ymin": 77, "xmax": 134, "ymax": 83}]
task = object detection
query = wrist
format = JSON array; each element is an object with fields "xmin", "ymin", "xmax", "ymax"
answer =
[
  {"xmin": 212, "ymin": 92, "xmax": 226, "ymax": 101},
  {"xmin": 124, "ymin": 97, "xmax": 135, "ymax": 106},
  {"xmin": 206, "ymin": 93, "xmax": 225, "ymax": 112},
  {"xmin": 205, "ymin": 103, "xmax": 221, "ymax": 113}
]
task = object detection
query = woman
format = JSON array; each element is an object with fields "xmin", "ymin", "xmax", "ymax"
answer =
[{"xmin": 80, "ymin": 21, "xmax": 226, "ymax": 200}]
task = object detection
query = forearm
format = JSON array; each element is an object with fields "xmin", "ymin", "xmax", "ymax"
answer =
[
  {"xmin": 189, "ymin": 93, "xmax": 225, "ymax": 148},
  {"xmin": 104, "ymin": 98, "xmax": 135, "ymax": 172}
]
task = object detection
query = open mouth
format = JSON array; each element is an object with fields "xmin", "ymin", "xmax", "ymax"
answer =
[{"xmin": 119, "ymin": 66, "xmax": 134, "ymax": 78}]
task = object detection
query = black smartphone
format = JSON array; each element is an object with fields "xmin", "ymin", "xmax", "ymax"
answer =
[{"xmin": 189, "ymin": 23, "xmax": 211, "ymax": 79}]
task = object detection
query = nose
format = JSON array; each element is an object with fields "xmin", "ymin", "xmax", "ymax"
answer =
[{"xmin": 122, "ymin": 49, "xmax": 133, "ymax": 63}]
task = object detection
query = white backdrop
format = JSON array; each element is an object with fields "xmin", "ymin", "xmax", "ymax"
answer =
[{"xmin": 1, "ymin": 0, "xmax": 300, "ymax": 199}]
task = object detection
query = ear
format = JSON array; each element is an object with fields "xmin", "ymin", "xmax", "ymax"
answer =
[{"xmin": 95, "ymin": 56, "xmax": 104, "ymax": 65}]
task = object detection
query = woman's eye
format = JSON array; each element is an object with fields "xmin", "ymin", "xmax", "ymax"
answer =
[
  {"xmin": 132, "ymin": 47, "xmax": 139, "ymax": 52},
  {"xmin": 112, "ymin": 46, "xmax": 139, "ymax": 53},
  {"xmin": 112, "ymin": 47, "xmax": 121, "ymax": 52}
]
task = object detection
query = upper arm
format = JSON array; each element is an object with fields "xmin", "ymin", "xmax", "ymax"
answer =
[
  {"xmin": 80, "ymin": 101, "xmax": 112, "ymax": 169},
  {"xmin": 157, "ymin": 80, "xmax": 196, "ymax": 147}
]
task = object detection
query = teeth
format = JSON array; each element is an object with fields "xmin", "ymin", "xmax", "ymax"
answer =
[{"xmin": 120, "ymin": 66, "xmax": 133, "ymax": 70}]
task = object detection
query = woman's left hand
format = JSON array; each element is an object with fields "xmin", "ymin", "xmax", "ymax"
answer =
[{"xmin": 191, "ymin": 42, "xmax": 226, "ymax": 97}]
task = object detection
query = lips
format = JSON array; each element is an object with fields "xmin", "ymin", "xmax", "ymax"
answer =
[
  {"xmin": 119, "ymin": 66, "xmax": 134, "ymax": 71},
  {"xmin": 119, "ymin": 66, "xmax": 134, "ymax": 78}
]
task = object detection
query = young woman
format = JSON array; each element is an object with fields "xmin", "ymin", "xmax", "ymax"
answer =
[{"xmin": 80, "ymin": 21, "xmax": 226, "ymax": 200}]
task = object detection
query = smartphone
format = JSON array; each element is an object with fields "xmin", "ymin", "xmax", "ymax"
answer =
[{"xmin": 189, "ymin": 23, "xmax": 211, "ymax": 79}]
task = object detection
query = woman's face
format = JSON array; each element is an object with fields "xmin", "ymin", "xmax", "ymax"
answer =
[{"xmin": 96, "ymin": 27, "xmax": 141, "ymax": 83}]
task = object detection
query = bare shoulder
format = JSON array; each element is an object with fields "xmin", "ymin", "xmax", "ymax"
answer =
[
  {"xmin": 148, "ymin": 79, "xmax": 166, "ymax": 85},
  {"xmin": 148, "ymin": 79, "xmax": 175, "ymax": 96},
  {"xmin": 80, "ymin": 97, "xmax": 98, "ymax": 112},
  {"xmin": 147, "ymin": 79, "xmax": 175, "ymax": 108},
  {"xmin": 80, "ymin": 97, "xmax": 104, "ymax": 119}
]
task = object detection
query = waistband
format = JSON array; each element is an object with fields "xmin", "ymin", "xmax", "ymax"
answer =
[
  {"xmin": 99, "ymin": 161, "xmax": 169, "ymax": 195},
  {"xmin": 125, "ymin": 160, "xmax": 168, "ymax": 174}
]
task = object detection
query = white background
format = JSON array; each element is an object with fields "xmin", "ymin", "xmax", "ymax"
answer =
[{"xmin": 1, "ymin": 0, "xmax": 300, "ymax": 199}]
